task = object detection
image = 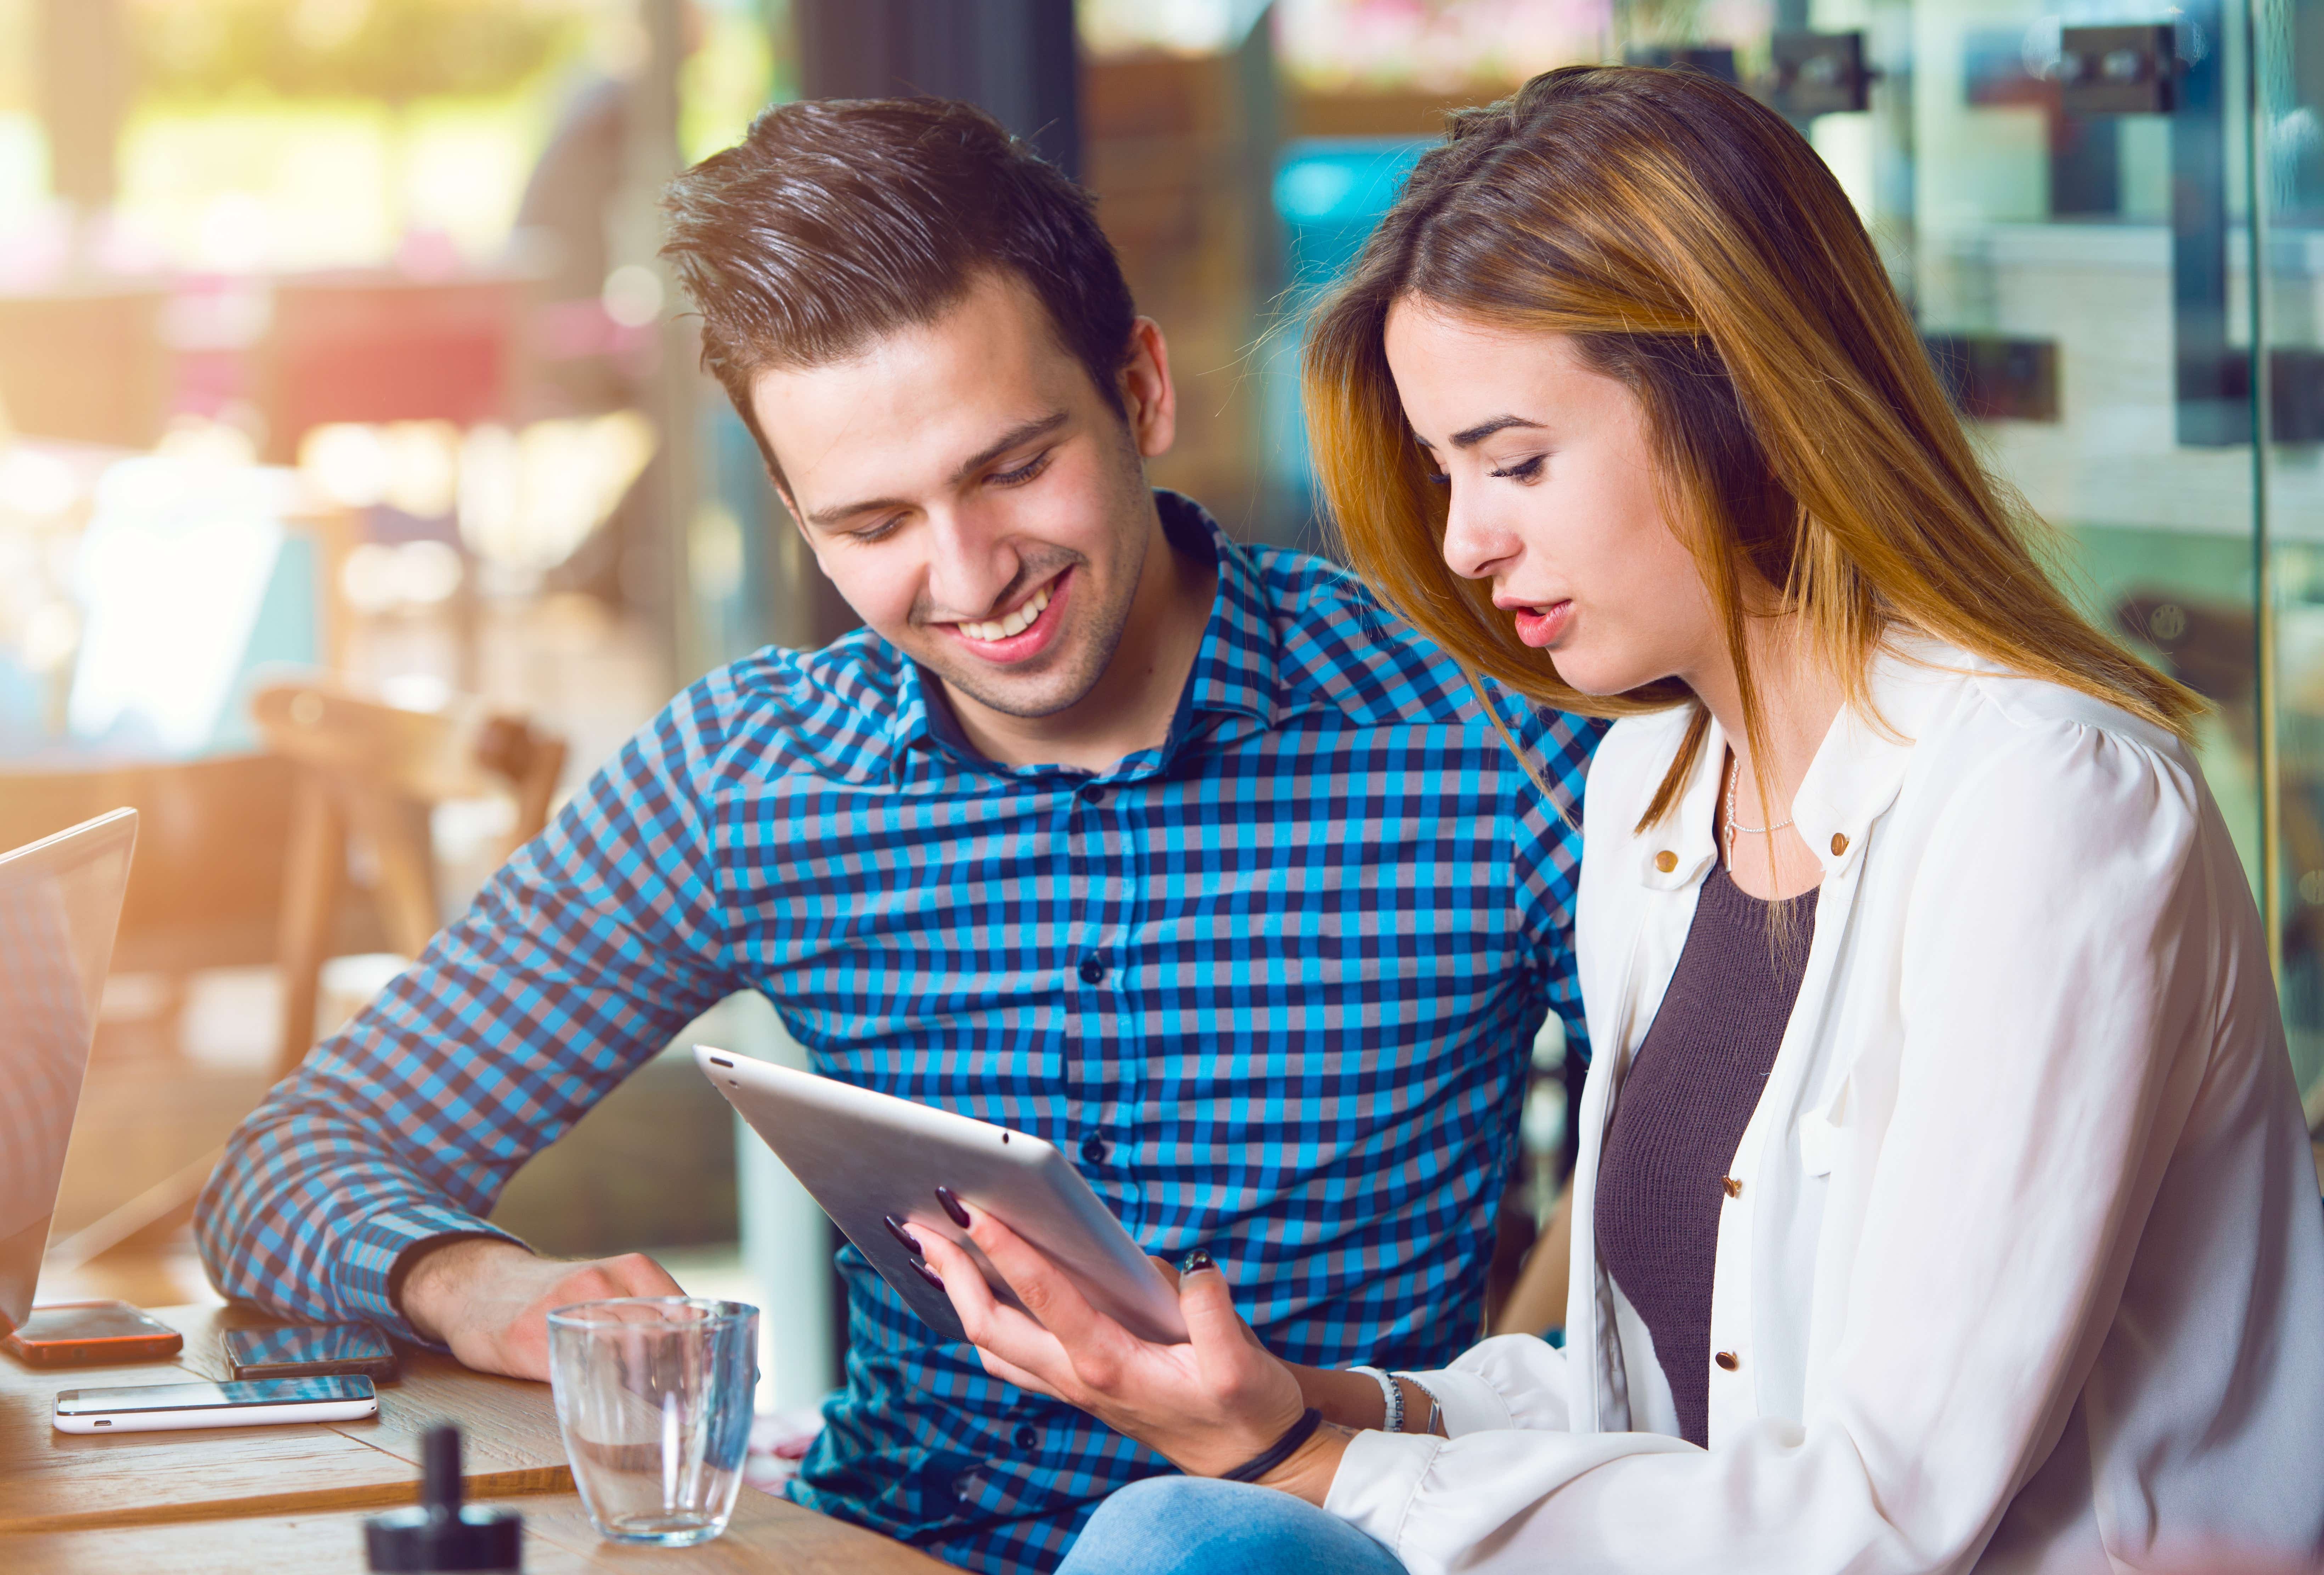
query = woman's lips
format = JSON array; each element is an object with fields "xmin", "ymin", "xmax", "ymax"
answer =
[{"xmin": 1511, "ymin": 600, "xmax": 1573, "ymax": 648}]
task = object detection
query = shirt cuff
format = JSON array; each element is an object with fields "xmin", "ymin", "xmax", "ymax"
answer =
[
  {"xmin": 334, "ymin": 1204, "xmax": 528, "ymax": 1345},
  {"xmin": 1323, "ymin": 1428, "xmax": 1442, "ymax": 1554},
  {"xmin": 1396, "ymin": 1366, "xmax": 1515, "ymax": 1438}
]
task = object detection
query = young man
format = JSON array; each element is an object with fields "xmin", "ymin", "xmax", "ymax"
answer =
[{"xmin": 197, "ymin": 98, "xmax": 1602, "ymax": 1574}]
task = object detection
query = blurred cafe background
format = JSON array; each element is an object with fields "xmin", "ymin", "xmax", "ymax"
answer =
[{"xmin": 7, "ymin": 0, "xmax": 2324, "ymax": 1458}]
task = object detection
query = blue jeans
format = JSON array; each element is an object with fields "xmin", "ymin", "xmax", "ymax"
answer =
[{"xmin": 1056, "ymin": 1476, "xmax": 1410, "ymax": 1575}]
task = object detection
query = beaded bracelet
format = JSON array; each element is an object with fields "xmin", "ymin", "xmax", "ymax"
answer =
[
  {"xmin": 1394, "ymin": 1372, "xmax": 1445, "ymax": 1438},
  {"xmin": 1348, "ymin": 1365, "xmax": 1403, "ymax": 1433}
]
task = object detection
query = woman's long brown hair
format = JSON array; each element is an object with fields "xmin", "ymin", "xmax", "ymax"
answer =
[{"xmin": 1305, "ymin": 65, "xmax": 2199, "ymax": 831}]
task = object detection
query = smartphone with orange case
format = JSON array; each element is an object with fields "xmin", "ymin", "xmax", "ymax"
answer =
[{"xmin": 3, "ymin": 1301, "xmax": 185, "ymax": 1367}]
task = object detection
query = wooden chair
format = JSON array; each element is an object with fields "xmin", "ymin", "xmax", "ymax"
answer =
[
  {"xmin": 0, "ymin": 752, "xmax": 362, "ymax": 1274},
  {"xmin": 15, "ymin": 685, "xmax": 566, "ymax": 1274},
  {"xmin": 0, "ymin": 754, "xmax": 301, "ymax": 993},
  {"xmin": 249, "ymin": 679, "xmax": 567, "ymax": 1080}
]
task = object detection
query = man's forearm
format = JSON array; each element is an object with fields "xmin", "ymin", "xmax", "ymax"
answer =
[{"xmin": 193, "ymin": 1084, "xmax": 520, "ymax": 1335}]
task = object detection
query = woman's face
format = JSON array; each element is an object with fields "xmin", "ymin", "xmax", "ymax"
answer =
[{"xmin": 1382, "ymin": 299, "xmax": 1720, "ymax": 698}]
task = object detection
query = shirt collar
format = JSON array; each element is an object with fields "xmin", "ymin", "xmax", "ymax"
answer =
[
  {"xmin": 887, "ymin": 490, "xmax": 1278, "ymax": 777},
  {"xmin": 1637, "ymin": 634, "xmax": 1967, "ymax": 891}
]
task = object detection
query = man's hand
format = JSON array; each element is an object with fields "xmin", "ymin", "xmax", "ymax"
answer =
[{"xmin": 397, "ymin": 1238, "xmax": 684, "ymax": 1381}]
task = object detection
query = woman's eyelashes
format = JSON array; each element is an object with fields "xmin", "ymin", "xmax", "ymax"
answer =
[{"xmin": 1421, "ymin": 455, "xmax": 1545, "ymax": 487}]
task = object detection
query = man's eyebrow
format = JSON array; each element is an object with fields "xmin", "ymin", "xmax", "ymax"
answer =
[
  {"xmin": 1449, "ymin": 414, "xmax": 1544, "ymax": 448},
  {"xmin": 950, "ymin": 411, "xmax": 1068, "ymax": 485},
  {"xmin": 804, "ymin": 411, "xmax": 1070, "ymax": 530}
]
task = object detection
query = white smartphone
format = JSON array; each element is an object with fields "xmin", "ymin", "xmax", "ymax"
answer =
[{"xmin": 52, "ymin": 1373, "xmax": 379, "ymax": 1434}]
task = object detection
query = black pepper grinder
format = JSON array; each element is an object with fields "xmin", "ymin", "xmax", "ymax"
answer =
[{"xmin": 365, "ymin": 1424, "xmax": 524, "ymax": 1571}]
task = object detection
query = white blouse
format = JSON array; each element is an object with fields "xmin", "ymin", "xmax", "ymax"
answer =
[{"xmin": 1324, "ymin": 641, "xmax": 2324, "ymax": 1572}]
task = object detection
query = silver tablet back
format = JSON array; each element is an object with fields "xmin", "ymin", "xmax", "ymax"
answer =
[{"xmin": 698, "ymin": 1046, "xmax": 1188, "ymax": 1345}]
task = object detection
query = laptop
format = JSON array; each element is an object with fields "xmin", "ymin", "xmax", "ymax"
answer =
[{"xmin": 0, "ymin": 809, "xmax": 136, "ymax": 1337}]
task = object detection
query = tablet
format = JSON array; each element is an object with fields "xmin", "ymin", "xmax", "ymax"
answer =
[{"xmin": 696, "ymin": 1046, "xmax": 1188, "ymax": 1346}]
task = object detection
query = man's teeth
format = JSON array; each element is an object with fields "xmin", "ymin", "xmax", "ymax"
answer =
[{"xmin": 958, "ymin": 582, "xmax": 1053, "ymax": 643}]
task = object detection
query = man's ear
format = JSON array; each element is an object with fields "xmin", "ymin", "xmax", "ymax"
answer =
[{"xmin": 1117, "ymin": 317, "xmax": 1177, "ymax": 462}]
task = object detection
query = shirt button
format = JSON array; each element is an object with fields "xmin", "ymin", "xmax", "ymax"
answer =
[
  {"xmin": 1654, "ymin": 850, "xmax": 1678, "ymax": 873},
  {"xmin": 1078, "ymin": 784, "xmax": 1107, "ymax": 806},
  {"xmin": 952, "ymin": 1469, "xmax": 980, "ymax": 1502},
  {"xmin": 1715, "ymin": 1350, "xmax": 1741, "ymax": 1372},
  {"xmin": 1080, "ymin": 1132, "xmax": 1112, "ymax": 1164},
  {"xmin": 1720, "ymin": 1176, "xmax": 1742, "ymax": 1198},
  {"xmin": 1830, "ymin": 832, "xmax": 1849, "ymax": 856},
  {"xmin": 1077, "ymin": 955, "xmax": 1106, "ymax": 986},
  {"xmin": 1013, "ymin": 1423, "xmax": 1040, "ymax": 1450}
]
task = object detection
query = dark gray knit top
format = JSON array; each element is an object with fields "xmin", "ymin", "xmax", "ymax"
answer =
[{"xmin": 1594, "ymin": 857, "xmax": 1818, "ymax": 1447}]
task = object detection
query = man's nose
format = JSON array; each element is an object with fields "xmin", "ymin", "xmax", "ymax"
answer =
[{"xmin": 923, "ymin": 508, "xmax": 1019, "ymax": 617}]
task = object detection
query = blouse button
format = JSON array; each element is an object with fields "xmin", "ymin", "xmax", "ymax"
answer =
[
  {"xmin": 1715, "ymin": 1351, "xmax": 1741, "ymax": 1372},
  {"xmin": 1720, "ymin": 1176, "xmax": 1742, "ymax": 1198},
  {"xmin": 1830, "ymin": 832, "xmax": 1849, "ymax": 856},
  {"xmin": 1654, "ymin": 850, "xmax": 1678, "ymax": 873}
]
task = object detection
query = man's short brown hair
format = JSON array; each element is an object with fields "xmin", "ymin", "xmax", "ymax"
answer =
[{"xmin": 662, "ymin": 97, "xmax": 1138, "ymax": 483}]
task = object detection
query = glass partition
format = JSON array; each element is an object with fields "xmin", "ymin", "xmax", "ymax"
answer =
[
  {"xmin": 2260, "ymin": 0, "xmax": 2324, "ymax": 1117},
  {"xmin": 1266, "ymin": 0, "xmax": 2319, "ymax": 1144},
  {"xmin": 1589, "ymin": 0, "xmax": 2321, "ymax": 1131}
]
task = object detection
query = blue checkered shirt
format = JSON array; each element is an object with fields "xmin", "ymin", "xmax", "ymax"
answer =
[{"xmin": 197, "ymin": 492, "xmax": 1601, "ymax": 1574}]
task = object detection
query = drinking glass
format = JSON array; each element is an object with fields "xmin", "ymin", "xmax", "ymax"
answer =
[{"xmin": 546, "ymin": 1297, "xmax": 758, "ymax": 1546}]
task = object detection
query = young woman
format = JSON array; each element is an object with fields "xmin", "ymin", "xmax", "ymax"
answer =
[{"xmin": 913, "ymin": 65, "xmax": 2324, "ymax": 1574}]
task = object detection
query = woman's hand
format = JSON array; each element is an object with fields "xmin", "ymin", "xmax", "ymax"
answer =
[{"xmin": 912, "ymin": 1202, "xmax": 1350, "ymax": 1501}]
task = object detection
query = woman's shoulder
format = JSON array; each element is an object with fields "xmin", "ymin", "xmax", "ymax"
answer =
[
  {"xmin": 1885, "ymin": 643, "xmax": 2210, "ymax": 859},
  {"xmin": 1899, "ymin": 643, "xmax": 2192, "ymax": 781},
  {"xmin": 1581, "ymin": 647, "xmax": 2205, "ymax": 851}
]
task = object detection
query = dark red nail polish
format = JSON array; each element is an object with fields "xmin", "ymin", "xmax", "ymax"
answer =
[
  {"xmin": 912, "ymin": 1259, "xmax": 946, "ymax": 1292},
  {"xmin": 884, "ymin": 1213, "xmax": 922, "ymax": 1254},
  {"xmin": 936, "ymin": 1187, "xmax": 971, "ymax": 1227}
]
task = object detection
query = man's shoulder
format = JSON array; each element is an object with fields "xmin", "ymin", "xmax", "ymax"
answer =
[
  {"xmin": 1244, "ymin": 542, "xmax": 1507, "ymax": 731},
  {"xmin": 661, "ymin": 629, "xmax": 908, "ymax": 785}
]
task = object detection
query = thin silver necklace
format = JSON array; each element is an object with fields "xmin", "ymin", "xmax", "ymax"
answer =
[{"xmin": 1724, "ymin": 754, "xmax": 1794, "ymax": 869}]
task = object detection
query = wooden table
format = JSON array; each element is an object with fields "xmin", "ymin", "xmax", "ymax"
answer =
[
  {"xmin": 0, "ymin": 1303, "xmax": 943, "ymax": 1571},
  {"xmin": 4, "ymin": 1487, "xmax": 942, "ymax": 1573}
]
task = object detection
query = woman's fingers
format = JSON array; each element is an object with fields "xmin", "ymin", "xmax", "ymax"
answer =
[
  {"xmin": 958, "ymin": 1202, "xmax": 1150, "ymax": 1393},
  {"xmin": 962, "ymin": 1207, "xmax": 1110, "ymax": 1345},
  {"xmin": 916, "ymin": 1229, "xmax": 1079, "ymax": 1391}
]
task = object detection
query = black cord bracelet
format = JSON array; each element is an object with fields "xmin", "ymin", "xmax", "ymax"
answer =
[{"xmin": 1217, "ymin": 1407, "xmax": 1325, "ymax": 1484}]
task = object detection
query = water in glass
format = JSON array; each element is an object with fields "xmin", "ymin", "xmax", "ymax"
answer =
[{"xmin": 547, "ymin": 1297, "xmax": 758, "ymax": 1546}]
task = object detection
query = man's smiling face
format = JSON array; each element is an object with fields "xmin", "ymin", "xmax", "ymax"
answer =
[{"xmin": 750, "ymin": 270, "xmax": 1172, "ymax": 723}]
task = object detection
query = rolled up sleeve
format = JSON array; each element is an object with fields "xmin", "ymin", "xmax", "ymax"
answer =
[{"xmin": 194, "ymin": 677, "xmax": 746, "ymax": 1342}]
